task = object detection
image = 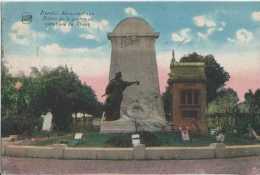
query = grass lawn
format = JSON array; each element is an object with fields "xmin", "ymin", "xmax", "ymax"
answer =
[{"xmin": 31, "ymin": 131, "xmax": 260, "ymax": 147}]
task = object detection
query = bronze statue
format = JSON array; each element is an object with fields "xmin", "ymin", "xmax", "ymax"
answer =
[{"xmin": 102, "ymin": 72, "xmax": 140, "ymax": 121}]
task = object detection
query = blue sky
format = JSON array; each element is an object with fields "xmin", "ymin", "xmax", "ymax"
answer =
[{"xmin": 2, "ymin": 2, "xmax": 260, "ymax": 100}]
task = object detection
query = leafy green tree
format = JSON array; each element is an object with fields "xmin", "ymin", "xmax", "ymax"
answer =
[
  {"xmin": 32, "ymin": 66, "xmax": 101, "ymax": 131},
  {"xmin": 1, "ymin": 63, "xmax": 42, "ymax": 136},
  {"xmin": 1, "ymin": 63, "xmax": 17, "ymax": 116},
  {"xmin": 241, "ymin": 89, "xmax": 260, "ymax": 131},
  {"xmin": 75, "ymin": 83, "xmax": 103, "ymax": 117},
  {"xmin": 180, "ymin": 52, "xmax": 230, "ymax": 102},
  {"xmin": 2, "ymin": 64, "xmax": 102, "ymax": 135},
  {"xmin": 208, "ymin": 88, "xmax": 239, "ymax": 113},
  {"xmin": 207, "ymin": 88, "xmax": 239, "ymax": 132}
]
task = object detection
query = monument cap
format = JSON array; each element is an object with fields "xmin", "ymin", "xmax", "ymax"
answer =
[{"xmin": 107, "ymin": 17, "xmax": 159, "ymax": 39}]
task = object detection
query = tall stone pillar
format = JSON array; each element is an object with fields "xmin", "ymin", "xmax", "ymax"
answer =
[{"xmin": 101, "ymin": 17, "xmax": 166, "ymax": 133}]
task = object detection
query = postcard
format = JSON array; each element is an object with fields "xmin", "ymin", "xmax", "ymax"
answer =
[{"xmin": 1, "ymin": 1, "xmax": 260, "ymax": 175}]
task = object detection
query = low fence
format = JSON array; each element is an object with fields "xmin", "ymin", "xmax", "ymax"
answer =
[{"xmin": 2, "ymin": 143, "xmax": 260, "ymax": 160}]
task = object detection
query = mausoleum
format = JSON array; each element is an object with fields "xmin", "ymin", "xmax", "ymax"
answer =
[{"xmin": 168, "ymin": 54, "xmax": 208, "ymax": 135}]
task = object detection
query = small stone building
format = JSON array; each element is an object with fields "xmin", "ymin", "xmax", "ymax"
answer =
[{"xmin": 168, "ymin": 56, "xmax": 208, "ymax": 135}]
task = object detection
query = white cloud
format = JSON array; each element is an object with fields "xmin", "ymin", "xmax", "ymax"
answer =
[
  {"xmin": 5, "ymin": 43, "xmax": 109, "ymax": 77},
  {"xmin": 88, "ymin": 19, "xmax": 109, "ymax": 32},
  {"xmin": 251, "ymin": 11, "xmax": 260, "ymax": 21},
  {"xmin": 193, "ymin": 15, "xmax": 216, "ymax": 28},
  {"xmin": 227, "ymin": 37, "xmax": 235, "ymax": 43},
  {"xmin": 236, "ymin": 29, "xmax": 254, "ymax": 44},
  {"xmin": 78, "ymin": 14, "xmax": 110, "ymax": 42},
  {"xmin": 193, "ymin": 15, "xmax": 226, "ymax": 40},
  {"xmin": 78, "ymin": 14, "xmax": 109, "ymax": 32},
  {"xmin": 9, "ymin": 21, "xmax": 46, "ymax": 45},
  {"xmin": 79, "ymin": 34, "xmax": 97, "ymax": 40},
  {"xmin": 39, "ymin": 43, "xmax": 106, "ymax": 58},
  {"xmin": 124, "ymin": 7, "xmax": 138, "ymax": 16},
  {"xmin": 39, "ymin": 43, "xmax": 65, "ymax": 56},
  {"xmin": 54, "ymin": 20, "xmax": 72, "ymax": 33},
  {"xmin": 197, "ymin": 28, "xmax": 216, "ymax": 40},
  {"xmin": 228, "ymin": 28, "xmax": 254, "ymax": 45},
  {"xmin": 171, "ymin": 28, "xmax": 192, "ymax": 44}
]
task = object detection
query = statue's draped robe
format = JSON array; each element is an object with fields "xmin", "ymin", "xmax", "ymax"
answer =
[{"xmin": 104, "ymin": 79, "xmax": 135, "ymax": 121}]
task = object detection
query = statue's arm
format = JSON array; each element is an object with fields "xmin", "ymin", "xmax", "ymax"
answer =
[{"xmin": 125, "ymin": 80, "xmax": 140, "ymax": 87}]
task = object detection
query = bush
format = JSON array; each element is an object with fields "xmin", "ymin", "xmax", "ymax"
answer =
[
  {"xmin": 105, "ymin": 132, "xmax": 162, "ymax": 147},
  {"xmin": 2, "ymin": 114, "xmax": 41, "ymax": 137},
  {"xmin": 139, "ymin": 131, "xmax": 161, "ymax": 146},
  {"xmin": 105, "ymin": 134, "xmax": 132, "ymax": 147}
]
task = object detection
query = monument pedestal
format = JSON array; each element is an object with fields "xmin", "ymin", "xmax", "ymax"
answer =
[
  {"xmin": 100, "ymin": 115, "xmax": 165, "ymax": 133},
  {"xmin": 100, "ymin": 117, "xmax": 136, "ymax": 133}
]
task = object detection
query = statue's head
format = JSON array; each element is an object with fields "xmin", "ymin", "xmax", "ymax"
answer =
[{"xmin": 115, "ymin": 72, "xmax": 122, "ymax": 79}]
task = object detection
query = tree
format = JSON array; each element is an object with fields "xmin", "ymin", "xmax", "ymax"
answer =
[
  {"xmin": 207, "ymin": 88, "xmax": 239, "ymax": 132},
  {"xmin": 161, "ymin": 86, "xmax": 172, "ymax": 122},
  {"xmin": 1, "ymin": 63, "xmax": 43, "ymax": 136},
  {"xmin": 2, "ymin": 64, "xmax": 102, "ymax": 135},
  {"xmin": 180, "ymin": 52, "xmax": 230, "ymax": 102},
  {"xmin": 242, "ymin": 89, "xmax": 260, "ymax": 131},
  {"xmin": 1, "ymin": 63, "xmax": 16, "ymax": 117},
  {"xmin": 73, "ymin": 83, "xmax": 103, "ymax": 117},
  {"xmin": 33, "ymin": 66, "xmax": 101, "ymax": 131},
  {"xmin": 208, "ymin": 88, "xmax": 239, "ymax": 114}
]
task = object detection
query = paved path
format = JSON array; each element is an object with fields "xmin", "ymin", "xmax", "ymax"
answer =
[{"xmin": 2, "ymin": 156, "xmax": 260, "ymax": 175}]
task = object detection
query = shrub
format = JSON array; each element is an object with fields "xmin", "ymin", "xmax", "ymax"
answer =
[
  {"xmin": 139, "ymin": 131, "xmax": 161, "ymax": 146},
  {"xmin": 105, "ymin": 134, "xmax": 132, "ymax": 147},
  {"xmin": 2, "ymin": 114, "xmax": 41, "ymax": 137}
]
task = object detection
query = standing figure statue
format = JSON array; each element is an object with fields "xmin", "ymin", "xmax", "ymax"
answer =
[{"xmin": 102, "ymin": 72, "xmax": 140, "ymax": 121}]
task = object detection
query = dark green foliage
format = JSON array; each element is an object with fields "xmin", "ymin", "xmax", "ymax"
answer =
[
  {"xmin": 1, "ymin": 64, "xmax": 102, "ymax": 135},
  {"xmin": 30, "ymin": 66, "xmax": 102, "ymax": 132},
  {"xmin": 104, "ymin": 132, "xmax": 162, "ymax": 147},
  {"xmin": 243, "ymin": 89, "xmax": 260, "ymax": 132},
  {"xmin": 139, "ymin": 131, "xmax": 161, "ymax": 146},
  {"xmin": 105, "ymin": 134, "xmax": 132, "ymax": 147},
  {"xmin": 161, "ymin": 86, "xmax": 172, "ymax": 122},
  {"xmin": 208, "ymin": 88, "xmax": 260, "ymax": 135},
  {"xmin": 208, "ymin": 88, "xmax": 240, "ymax": 133},
  {"xmin": 1, "ymin": 63, "xmax": 43, "ymax": 136},
  {"xmin": 180, "ymin": 52, "xmax": 230, "ymax": 102}
]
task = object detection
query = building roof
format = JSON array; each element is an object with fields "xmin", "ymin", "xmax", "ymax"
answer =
[{"xmin": 169, "ymin": 62, "xmax": 206, "ymax": 83}]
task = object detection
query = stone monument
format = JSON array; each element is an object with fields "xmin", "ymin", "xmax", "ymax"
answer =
[
  {"xmin": 101, "ymin": 17, "xmax": 166, "ymax": 133},
  {"xmin": 41, "ymin": 112, "xmax": 53, "ymax": 131}
]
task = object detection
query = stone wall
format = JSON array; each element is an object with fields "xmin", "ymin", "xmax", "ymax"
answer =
[{"xmin": 3, "ymin": 143, "xmax": 260, "ymax": 160}]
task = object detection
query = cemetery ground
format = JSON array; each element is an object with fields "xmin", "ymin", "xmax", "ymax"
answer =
[{"xmin": 16, "ymin": 130, "xmax": 260, "ymax": 147}]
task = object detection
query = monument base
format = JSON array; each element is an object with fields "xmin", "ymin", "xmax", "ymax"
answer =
[
  {"xmin": 100, "ymin": 115, "xmax": 166, "ymax": 133},
  {"xmin": 100, "ymin": 117, "xmax": 136, "ymax": 133}
]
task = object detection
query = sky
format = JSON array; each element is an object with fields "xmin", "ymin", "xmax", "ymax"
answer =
[{"xmin": 2, "ymin": 2, "xmax": 260, "ymax": 101}]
